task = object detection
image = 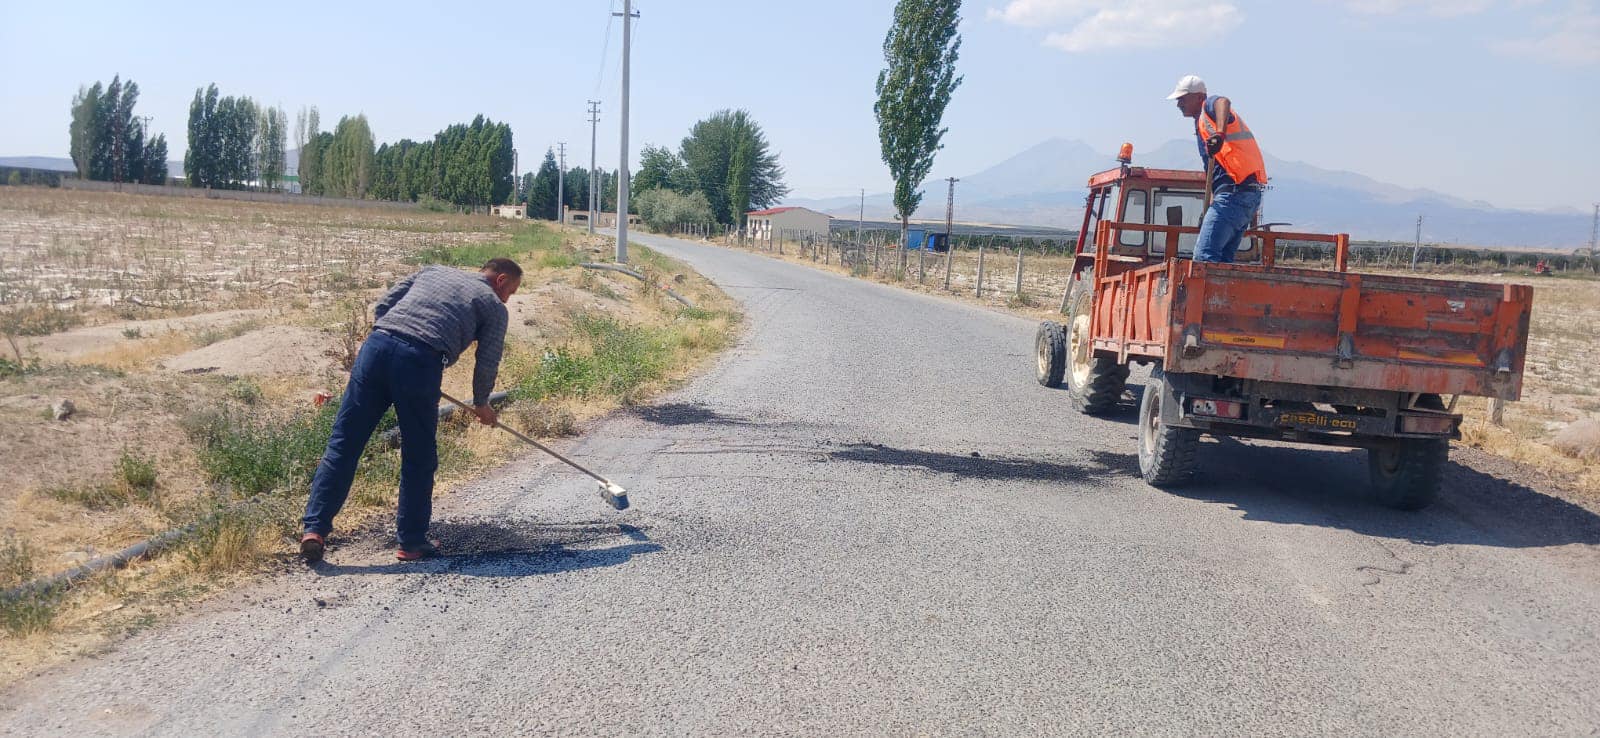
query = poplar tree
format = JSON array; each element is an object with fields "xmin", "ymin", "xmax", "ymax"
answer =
[{"xmin": 874, "ymin": 0, "xmax": 962, "ymax": 248}]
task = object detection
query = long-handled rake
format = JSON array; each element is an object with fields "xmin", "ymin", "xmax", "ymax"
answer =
[{"xmin": 439, "ymin": 391, "xmax": 629, "ymax": 510}]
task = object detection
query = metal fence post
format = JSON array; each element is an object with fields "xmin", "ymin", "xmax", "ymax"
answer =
[{"xmin": 918, "ymin": 244, "xmax": 926, "ymax": 283}]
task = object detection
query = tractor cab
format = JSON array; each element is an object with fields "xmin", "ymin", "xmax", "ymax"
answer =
[{"xmin": 1069, "ymin": 148, "xmax": 1262, "ymax": 283}]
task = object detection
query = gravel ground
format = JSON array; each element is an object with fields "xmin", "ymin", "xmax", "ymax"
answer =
[{"xmin": 4, "ymin": 232, "xmax": 1600, "ymax": 736}]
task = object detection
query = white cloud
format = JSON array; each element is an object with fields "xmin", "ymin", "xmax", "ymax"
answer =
[
  {"xmin": 1341, "ymin": 0, "xmax": 1496, "ymax": 16},
  {"xmin": 988, "ymin": 0, "xmax": 1243, "ymax": 51},
  {"xmin": 1493, "ymin": 2, "xmax": 1600, "ymax": 64}
]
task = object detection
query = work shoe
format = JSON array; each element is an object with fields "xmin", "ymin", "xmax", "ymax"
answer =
[
  {"xmin": 396, "ymin": 540, "xmax": 442, "ymax": 562},
  {"xmin": 300, "ymin": 533, "xmax": 326, "ymax": 564}
]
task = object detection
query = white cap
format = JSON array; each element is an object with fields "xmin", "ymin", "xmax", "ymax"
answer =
[{"xmin": 1166, "ymin": 75, "xmax": 1206, "ymax": 100}]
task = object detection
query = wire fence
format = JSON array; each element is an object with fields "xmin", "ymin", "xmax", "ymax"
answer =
[{"xmin": 661, "ymin": 222, "xmax": 1077, "ymax": 311}]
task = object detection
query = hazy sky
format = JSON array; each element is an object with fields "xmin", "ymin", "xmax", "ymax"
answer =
[{"xmin": 1, "ymin": 0, "xmax": 1595, "ymax": 210}]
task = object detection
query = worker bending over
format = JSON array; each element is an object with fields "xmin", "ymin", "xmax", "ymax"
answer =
[
  {"xmin": 1168, "ymin": 75, "xmax": 1268, "ymax": 264},
  {"xmin": 300, "ymin": 258, "xmax": 522, "ymax": 563}
]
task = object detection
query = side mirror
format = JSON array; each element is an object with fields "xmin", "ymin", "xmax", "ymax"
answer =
[{"xmin": 1165, "ymin": 205, "xmax": 1185, "ymax": 226}]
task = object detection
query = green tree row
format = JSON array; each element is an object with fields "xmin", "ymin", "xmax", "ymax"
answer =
[
  {"xmin": 184, "ymin": 84, "xmax": 289, "ymax": 191},
  {"xmin": 518, "ymin": 149, "xmax": 619, "ymax": 221},
  {"xmin": 68, "ymin": 76, "xmax": 168, "ymax": 185},
  {"xmin": 360, "ymin": 115, "xmax": 514, "ymax": 209}
]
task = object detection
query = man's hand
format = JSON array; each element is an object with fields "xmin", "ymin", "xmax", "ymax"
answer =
[
  {"xmin": 472, "ymin": 404, "xmax": 498, "ymax": 426},
  {"xmin": 1206, "ymin": 134, "xmax": 1224, "ymax": 156}
]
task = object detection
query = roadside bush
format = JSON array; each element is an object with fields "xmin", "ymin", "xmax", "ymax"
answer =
[
  {"xmin": 635, "ymin": 189, "xmax": 714, "ymax": 232},
  {"xmin": 0, "ymin": 304, "xmax": 84, "ymax": 337}
]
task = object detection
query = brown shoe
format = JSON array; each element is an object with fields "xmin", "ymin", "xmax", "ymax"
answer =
[
  {"xmin": 300, "ymin": 532, "xmax": 326, "ymax": 564},
  {"xmin": 396, "ymin": 540, "xmax": 442, "ymax": 562}
]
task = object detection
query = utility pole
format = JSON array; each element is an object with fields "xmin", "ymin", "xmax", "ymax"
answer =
[
  {"xmin": 513, "ymin": 149, "xmax": 519, "ymax": 204},
  {"xmin": 1590, "ymin": 203, "xmax": 1599, "ymax": 254},
  {"xmin": 943, "ymin": 177, "xmax": 959, "ymax": 289},
  {"xmin": 1410, "ymin": 214, "xmax": 1423, "ymax": 270},
  {"xmin": 857, "ymin": 189, "xmax": 865, "ymax": 244},
  {"xmin": 556, "ymin": 142, "xmax": 566, "ymax": 225},
  {"xmin": 613, "ymin": 0, "xmax": 639, "ymax": 263},
  {"xmin": 587, "ymin": 100, "xmax": 601, "ymax": 235}
]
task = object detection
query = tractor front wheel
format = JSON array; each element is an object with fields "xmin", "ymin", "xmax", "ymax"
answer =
[{"xmin": 1035, "ymin": 321, "xmax": 1066, "ymax": 388}]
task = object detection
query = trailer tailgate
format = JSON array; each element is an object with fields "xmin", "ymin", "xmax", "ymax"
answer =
[{"xmin": 1163, "ymin": 263, "xmax": 1533, "ymax": 399}]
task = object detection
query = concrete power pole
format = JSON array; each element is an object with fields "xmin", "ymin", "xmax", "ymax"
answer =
[
  {"xmin": 1410, "ymin": 214, "xmax": 1423, "ymax": 270},
  {"xmin": 587, "ymin": 101, "xmax": 601, "ymax": 235},
  {"xmin": 857, "ymin": 189, "xmax": 864, "ymax": 244},
  {"xmin": 1590, "ymin": 203, "xmax": 1599, "ymax": 254},
  {"xmin": 943, "ymin": 177, "xmax": 959, "ymax": 289},
  {"xmin": 613, "ymin": 0, "xmax": 639, "ymax": 263},
  {"xmin": 556, "ymin": 143, "xmax": 566, "ymax": 225}
]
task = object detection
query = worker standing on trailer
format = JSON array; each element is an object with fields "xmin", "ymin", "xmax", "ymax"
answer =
[
  {"xmin": 1168, "ymin": 75, "xmax": 1268, "ymax": 263},
  {"xmin": 299, "ymin": 258, "xmax": 522, "ymax": 564}
]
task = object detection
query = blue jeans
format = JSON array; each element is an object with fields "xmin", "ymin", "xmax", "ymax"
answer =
[
  {"xmin": 1194, "ymin": 188, "xmax": 1262, "ymax": 264},
  {"xmin": 302, "ymin": 330, "xmax": 444, "ymax": 546}
]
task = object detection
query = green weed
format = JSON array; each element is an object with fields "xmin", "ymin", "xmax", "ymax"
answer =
[
  {"xmin": 182, "ymin": 404, "xmax": 339, "ymax": 498},
  {"xmin": 0, "ymin": 535, "xmax": 60, "ymax": 636},
  {"xmin": 512, "ymin": 314, "xmax": 672, "ymax": 403}
]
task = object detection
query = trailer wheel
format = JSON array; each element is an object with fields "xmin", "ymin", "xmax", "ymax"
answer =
[
  {"xmin": 1066, "ymin": 284, "xmax": 1128, "ymax": 414},
  {"xmin": 1368, "ymin": 439, "xmax": 1446, "ymax": 511},
  {"xmin": 1035, "ymin": 321, "xmax": 1066, "ymax": 388},
  {"xmin": 1138, "ymin": 368, "xmax": 1199, "ymax": 487}
]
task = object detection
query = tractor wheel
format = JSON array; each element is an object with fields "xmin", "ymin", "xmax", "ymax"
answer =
[
  {"xmin": 1065, "ymin": 282, "xmax": 1128, "ymax": 414},
  {"xmin": 1138, "ymin": 367, "xmax": 1200, "ymax": 487},
  {"xmin": 1035, "ymin": 321, "xmax": 1067, "ymax": 388},
  {"xmin": 1368, "ymin": 438, "xmax": 1446, "ymax": 511}
]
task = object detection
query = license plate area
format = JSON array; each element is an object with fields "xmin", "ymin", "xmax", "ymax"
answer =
[{"xmin": 1274, "ymin": 409, "xmax": 1362, "ymax": 433}]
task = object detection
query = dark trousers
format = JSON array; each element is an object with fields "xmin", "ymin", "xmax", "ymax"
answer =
[{"xmin": 302, "ymin": 330, "xmax": 443, "ymax": 546}]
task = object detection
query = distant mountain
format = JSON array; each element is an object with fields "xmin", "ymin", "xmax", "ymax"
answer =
[
  {"xmin": 789, "ymin": 138, "xmax": 1593, "ymax": 249},
  {"xmin": 0, "ymin": 156, "xmax": 77, "ymax": 172},
  {"xmin": 0, "ymin": 155, "xmax": 186, "ymax": 176}
]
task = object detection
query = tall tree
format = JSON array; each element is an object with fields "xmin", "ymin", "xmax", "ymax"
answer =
[
  {"xmin": 257, "ymin": 106, "xmax": 287, "ymax": 191},
  {"xmin": 527, "ymin": 149, "xmax": 560, "ymax": 219},
  {"xmin": 69, "ymin": 82, "xmax": 103, "ymax": 179},
  {"xmin": 185, "ymin": 85, "xmax": 258, "ymax": 189},
  {"xmin": 634, "ymin": 144, "xmax": 689, "ymax": 193},
  {"xmin": 874, "ymin": 0, "xmax": 962, "ymax": 248},
  {"xmin": 299, "ymin": 108, "xmax": 323, "ymax": 195},
  {"xmin": 140, "ymin": 134, "xmax": 168, "ymax": 184},
  {"xmin": 322, "ymin": 114, "xmax": 374, "ymax": 198},
  {"xmin": 678, "ymin": 109, "xmax": 787, "ymax": 226}
]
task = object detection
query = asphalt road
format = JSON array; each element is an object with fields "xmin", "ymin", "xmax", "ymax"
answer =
[{"xmin": 5, "ymin": 233, "xmax": 1600, "ymax": 736}]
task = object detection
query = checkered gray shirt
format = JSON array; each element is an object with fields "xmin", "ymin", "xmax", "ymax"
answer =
[{"xmin": 372, "ymin": 266, "xmax": 509, "ymax": 406}]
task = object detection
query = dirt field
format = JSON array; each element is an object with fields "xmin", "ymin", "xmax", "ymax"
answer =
[
  {"xmin": 693, "ymin": 230, "xmax": 1600, "ymax": 494},
  {"xmin": 0, "ymin": 187, "xmax": 736, "ymax": 681}
]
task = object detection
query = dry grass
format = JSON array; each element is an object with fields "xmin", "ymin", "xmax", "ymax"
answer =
[{"xmin": 0, "ymin": 190, "xmax": 737, "ymax": 686}]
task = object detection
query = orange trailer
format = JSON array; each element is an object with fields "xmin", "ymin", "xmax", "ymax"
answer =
[{"xmin": 1035, "ymin": 158, "xmax": 1533, "ymax": 509}]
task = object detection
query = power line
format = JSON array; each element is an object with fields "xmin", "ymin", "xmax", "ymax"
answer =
[{"xmin": 594, "ymin": 0, "xmax": 618, "ymax": 95}]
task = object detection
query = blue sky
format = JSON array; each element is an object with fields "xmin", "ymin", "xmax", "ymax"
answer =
[{"xmin": 1, "ymin": 0, "xmax": 1595, "ymax": 210}]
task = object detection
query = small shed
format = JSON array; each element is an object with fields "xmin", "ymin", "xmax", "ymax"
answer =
[
  {"xmin": 491, "ymin": 204, "xmax": 526, "ymax": 219},
  {"xmin": 746, "ymin": 206, "xmax": 831, "ymax": 242}
]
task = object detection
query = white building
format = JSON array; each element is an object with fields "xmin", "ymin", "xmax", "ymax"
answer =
[
  {"xmin": 745, "ymin": 206, "xmax": 831, "ymax": 241},
  {"xmin": 491, "ymin": 204, "xmax": 526, "ymax": 219}
]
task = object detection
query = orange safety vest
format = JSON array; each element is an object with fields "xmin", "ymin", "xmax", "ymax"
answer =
[{"xmin": 1198, "ymin": 106, "xmax": 1268, "ymax": 185}]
